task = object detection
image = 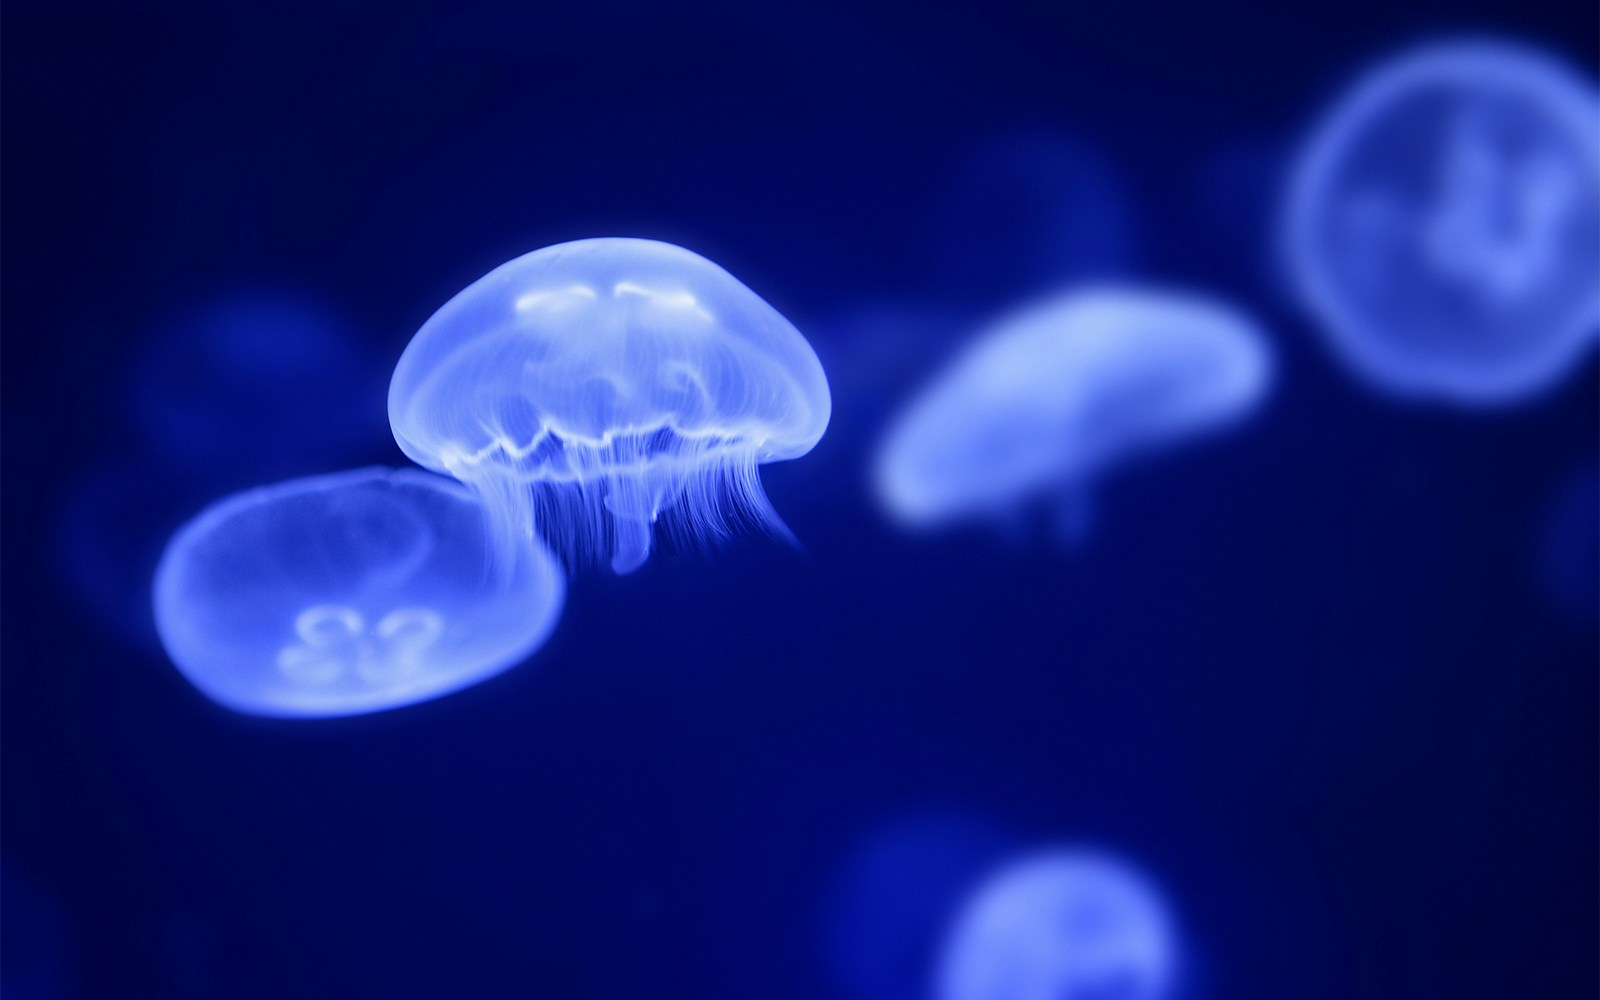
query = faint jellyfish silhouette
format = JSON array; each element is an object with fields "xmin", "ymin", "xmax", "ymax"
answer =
[
  {"xmin": 821, "ymin": 812, "xmax": 1016, "ymax": 1000},
  {"xmin": 1282, "ymin": 39, "xmax": 1600, "ymax": 404},
  {"xmin": 130, "ymin": 289, "xmax": 388, "ymax": 476},
  {"xmin": 1535, "ymin": 462, "xmax": 1599, "ymax": 625},
  {"xmin": 388, "ymin": 237, "xmax": 832, "ymax": 574},
  {"xmin": 59, "ymin": 458, "xmax": 209, "ymax": 651},
  {"xmin": 927, "ymin": 129, "xmax": 1136, "ymax": 306},
  {"xmin": 935, "ymin": 848, "xmax": 1181, "ymax": 1000},
  {"xmin": 153, "ymin": 467, "xmax": 565, "ymax": 718},
  {"xmin": 873, "ymin": 286, "xmax": 1272, "ymax": 538}
]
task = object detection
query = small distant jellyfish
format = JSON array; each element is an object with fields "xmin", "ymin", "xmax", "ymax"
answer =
[
  {"xmin": 927, "ymin": 129, "xmax": 1136, "ymax": 305},
  {"xmin": 388, "ymin": 238, "xmax": 832, "ymax": 574},
  {"xmin": 1535, "ymin": 462, "xmax": 1599, "ymax": 625},
  {"xmin": 130, "ymin": 290, "xmax": 387, "ymax": 476},
  {"xmin": 153, "ymin": 467, "xmax": 565, "ymax": 718},
  {"xmin": 821, "ymin": 812, "xmax": 1016, "ymax": 1000},
  {"xmin": 873, "ymin": 286, "xmax": 1272, "ymax": 537},
  {"xmin": 934, "ymin": 849, "xmax": 1181, "ymax": 1000},
  {"xmin": 1282, "ymin": 39, "xmax": 1600, "ymax": 404}
]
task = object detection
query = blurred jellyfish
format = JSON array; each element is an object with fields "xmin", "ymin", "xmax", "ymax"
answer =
[
  {"xmin": 821, "ymin": 812, "xmax": 1016, "ymax": 1000},
  {"xmin": 927, "ymin": 129, "xmax": 1136, "ymax": 306},
  {"xmin": 1535, "ymin": 462, "xmax": 1599, "ymax": 624},
  {"xmin": 388, "ymin": 238, "xmax": 831, "ymax": 574},
  {"xmin": 1282, "ymin": 39, "xmax": 1600, "ymax": 404},
  {"xmin": 935, "ymin": 848, "xmax": 1181, "ymax": 1000},
  {"xmin": 153, "ymin": 467, "xmax": 565, "ymax": 718},
  {"xmin": 59, "ymin": 459, "xmax": 208, "ymax": 651},
  {"xmin": 130, "ymin": 290, "xmax": 389, "ymax": 476},
  {"xmin": 873, "ymin": 286, "xmax": 1272, "ymax": 538}
]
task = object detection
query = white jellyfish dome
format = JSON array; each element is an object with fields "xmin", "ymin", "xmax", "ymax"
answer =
[
  {"xmin": 873, "ymin": 285, "xmax": 1272, "ymax": 533},
  {"xmin": 389, "ymin": 237, "xmax": 831, "ymax": 573},
  {"xmin": 934, "ymin": 849, "xmax": 1181, "ymax": 1000}
]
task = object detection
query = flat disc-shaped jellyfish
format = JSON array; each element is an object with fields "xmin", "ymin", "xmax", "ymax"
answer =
[
  {"xmin": 873, "ymin": 286, "xmax": 1272, "ymax": 535},
  {"xmin": 153, "ymin": 467, "xmax": 565, "ymax": 718},
  {"xmin": 388, "ymin": 238, "xmax": 831, "ymax": 574},
  {"xmin": 1282, "ymin": 39, "xmax": 1600, "ymax": 404},
  {"xmin": 934, "ymin": 849, "xmax": 1181, "ymax": 1000}
]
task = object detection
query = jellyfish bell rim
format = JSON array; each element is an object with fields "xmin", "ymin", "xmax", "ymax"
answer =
[
  {"xmin": 1280, "ymin": 37, "xmax": 1600, "ymax": 406},
  {"xmin": 152, "ymin": 465, "xmax": 567, "ymax": 720},
  {"xmin": 387, "ymin": 235, "xmax": 832, "ymax": 479}
]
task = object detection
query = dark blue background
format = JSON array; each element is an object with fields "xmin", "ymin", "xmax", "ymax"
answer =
[{"xmin": 5, "ymin": 2, "xmax": 1596, "ymax": 997}]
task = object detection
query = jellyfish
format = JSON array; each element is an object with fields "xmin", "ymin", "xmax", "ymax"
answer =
[
  {"xmin": 130, "ymin": 290, "xmax": 388, "ymax": 476},
  {"xmin": 1282, "ymin": 39, "xmax": 1600, "ymax": 404},
  {"xmin": 1535, "ymin": 462, "xmax": 1599, "ymax": 625},
  {"xmin": 934, "ymin": 849, "xmax": 1181, "ymax": 1000},
  {"xmin": 152, "ymin": 467, "xmax": 565, "ymax": 718},
  {"xmin": 821, "ymin": 812, "xmax": 1017, "ymax": 1000},
  {"xmin": 388, "ymin": 238, "xmax": 832, "ymax": 574},
  {"xmin": 873, "ymin": 286, "xmax": 1272, "ymax": 538}
]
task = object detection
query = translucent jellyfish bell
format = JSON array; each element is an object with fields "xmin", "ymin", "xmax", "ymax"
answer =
[
  {"xmin": 1283, "ymin": 39, "xmax": 1600, "ymax": 404},
  {"xmin": 873, "ymin": 286, "xmax": 1272, "ymax": 535},
  {"xmin": 388, "ymin": 238, "xmax": 832, "ymax": 574},
  {"xmin": 934, "ymin": 849, "xmax": 1181, "ymax": 1000},
  {"xmin": 153, "ymin": 468, "xmax": 565, "ymax": 718}
]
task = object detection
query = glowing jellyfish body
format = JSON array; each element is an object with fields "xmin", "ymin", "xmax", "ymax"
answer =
[
  {"xmin": 1283, "ymin": 39, "xmax": 1600, "ymax": 404},
  {"xmin": 153, "ymin": 467, "xmax": 564, "ymax": 718},
  {"xmin": 874, "ymin": 286, "xmax": 1271, "ymax": 533},
  {"xmin": 388, "ymin": 238, "xmax": 831, "ymax": 574},
  {"xmin": 935, "ymin": 850, "xmax": 1180, "ymax": 1000}
]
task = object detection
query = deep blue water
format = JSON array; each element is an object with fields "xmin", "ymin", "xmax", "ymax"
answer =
[{"xmin": 4, "ymin": 2, "xmax": 1596, "ymax": 998}]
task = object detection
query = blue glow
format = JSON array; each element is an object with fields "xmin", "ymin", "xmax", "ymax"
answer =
[
  {"xmin": 935, "ymin": 849, "xmax": 1181, "ymax": 1000},
  {"xmin": 152, "ymin": 467, "xmax": 565, "ymax": 718},
  {"xmin": 874, "ymin": 286, "xmax": 1272, "ymax": 533},
  {"xmin": 1282, "ymin": 39, "xmax": 1600, "ymax": 404},
  {"xmin": 388, "ymin": 238, "xmax": 832, "ymax": 574}
]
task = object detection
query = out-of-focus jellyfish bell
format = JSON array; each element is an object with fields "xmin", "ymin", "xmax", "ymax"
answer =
[
  {"xmin": 153, "ymin": 467, "xmax": 565, "ymax": 718},
  {"xmin": 388, "ymin": 238, "xmax": 832, "ymax": 574},
  {"xmin": 873, "ymin": 286, "xmax": 1272, "ymax": 536},
  {"xmin": 130, "ymin": 290, "xmax": 387, "ymax": 476},
  {"xmin": 934, "ymin": 848, "xmax": 1181, "ymax": 1000},
  {"xmin": 1535, "ymin": 462, "xmax": 1599, "ymax": 625},
  {"xmin": 1283, "ymin": 39, "xmax": 1600, "ymax": 404},
  {"xmin": 926, "ymin": 129, "xmax": 1136, "ymax": 306},
  {"xmin": 820, "ymin": 812, "xmax": 1016, "ymax": 1000}
]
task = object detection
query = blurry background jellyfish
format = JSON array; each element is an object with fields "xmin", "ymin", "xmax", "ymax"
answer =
[
  {"xmin": 923, "ymin": 128, "xmax": 1137, "ymax": 308},
  {"xmin": 153, "ymin": 467, "xmax": 565, "ymax": 718},
  {"xmin": 820, "ymin": 811, "xmax": 1017, "ymax": 1000},
  {"xmin": 1534, "ymin": 461, "xmax": 1599, "ymax": 626},
  {"xmin": 934, "ymin": 848, "xmax": 1182, "ymax": 1000},
  {"xmin": 129, "ymin": 288, "xmax": 390, "ymax": 476},
  {"xmin": 873, "ymin": 286, "xmax": 1272, "ymax": 541},
  {"xmin": 1282, "ymin": 38, "xmax": 1600, "ymax": 405},
  {"xmin": 388, "ymin": 237, "xmax": 832, "ymax": 575}
]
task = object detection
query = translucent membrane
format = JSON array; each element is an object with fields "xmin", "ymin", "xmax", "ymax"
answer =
[
  {"xmin": 1282, "ymin": 38, "xmax": 1600, "ymax": 404},
  {"xmin": 935, "ymin": 849, "xmax": 1181, "ymax": 1000},
  {"xmin": 874, "ymin": 285, "xmax": 1273, "ymax": 532},
  {"xmin": 153, "ymin": 467, "xmax": 565, "ymax": 718},
  {"xmin": 389, "ymin": 237, "xmax": 830, "ymax": 573}
]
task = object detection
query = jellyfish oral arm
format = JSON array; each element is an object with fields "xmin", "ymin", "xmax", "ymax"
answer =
[{"xmin": 602, "ymin": 479, "xmax": 658, "ymax": 575}]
